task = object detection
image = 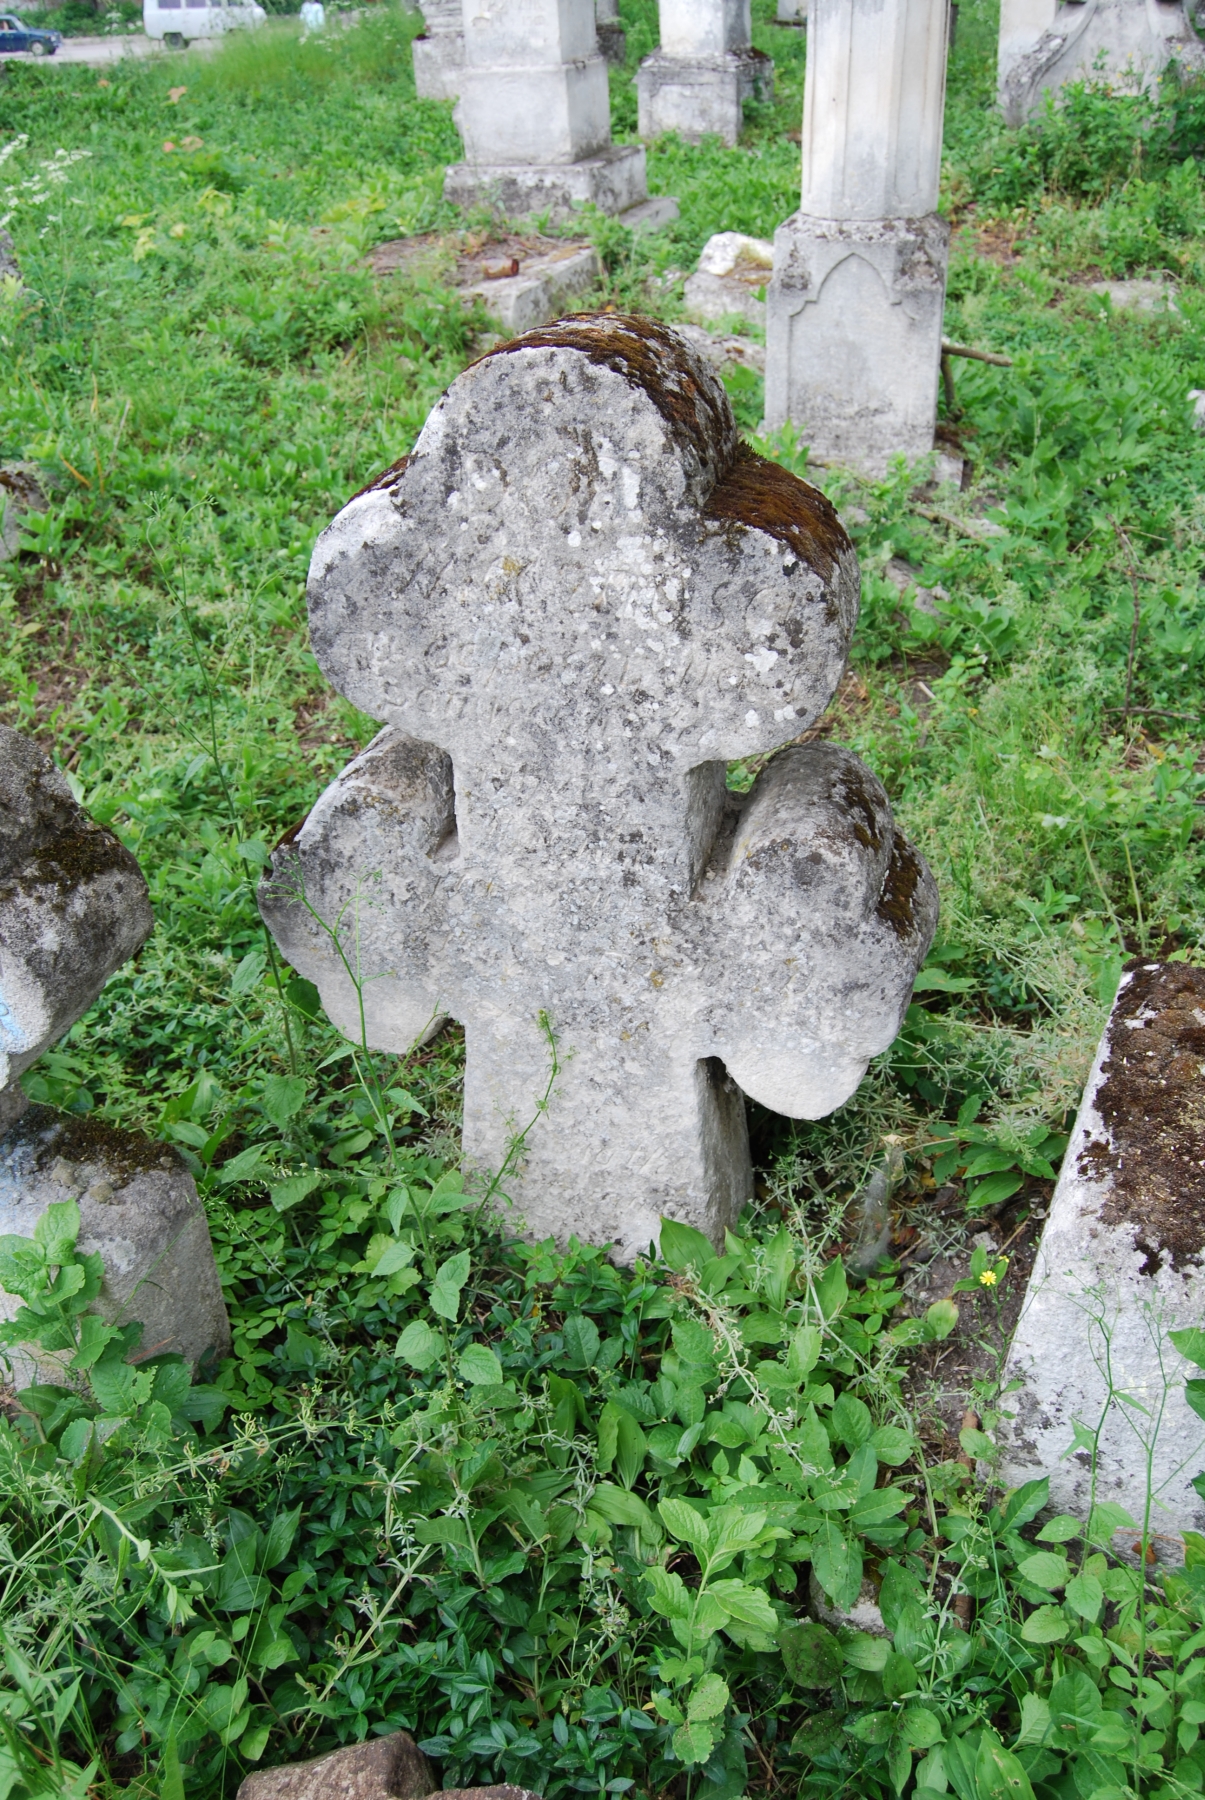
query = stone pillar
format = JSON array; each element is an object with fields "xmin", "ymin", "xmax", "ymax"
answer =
[
  {"xmin": 412, "ymin": 0, "xmax": 464, "ymax": 103},
  {"xmin": 998, "ymin": 0, "xmax": 1204, "ymax": 127},
  {"xmin": 445, "ymin": 0, "xmax": 678, "ymax": 228},
  {"xmin": 777, "ymin": 0, "xmax": 806, "ymax": 19},
  {"xmin": 596, "ymin": 0, "xmax": 625, "ymax": 65},
  {"xmin": 763, "ymin": 0, "xmax": 950, "ymax": 474},
  {"xmin": 636, "ymin": 0, "xmax": 773, "ymax": 146}
]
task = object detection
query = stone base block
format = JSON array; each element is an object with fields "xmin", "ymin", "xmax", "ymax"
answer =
[
  {"xmin": 999, "ymin": 0, "xmax": 1205, "ymax": 124},
  {"xmin": 411, "ymin": 29, "xmax": 463, "ymax": 101},
  {"xmin": 764, "ymin": 210, "xmax": 949, "ymax": 475},
  {"xmin": 996, "ymin": 962, "xmax": 1205, "ymax": 1554},
  {"xmin": 456, "ymin": 57, "xmax": 612, "ymax": 168},
  {"xmin": 620, "ymin": 193, "xmax": 681, "ymax": 234},
  {"xmin": 636, "ymin": 47, "xmax": 774, "ymax": 145},
  {"xmin": 464, "ymin": 244, "xmax": 601, "ymax": 333},
  {"xmin": 445, "ymin": 143, "xmax": 652, "ymax": 223},
  {"xmin": 0, "ymin": 1106, "xmax": 232, "ymax": 1387},
  {"xmin": 776, "ymin": 0, "xmax": 805, "ymax": 19}
]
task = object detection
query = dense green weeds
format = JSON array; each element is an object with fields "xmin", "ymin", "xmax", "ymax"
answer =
[{"xmin": 1, "ymin": 0, "xmax": 1204, "ymax": 1794}]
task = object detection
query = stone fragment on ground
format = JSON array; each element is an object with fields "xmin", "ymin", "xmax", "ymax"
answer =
[
  {"xmin": 0, "ymin": 463, "xmax": 52, "ymax": 561},
  {"xmin": 0, "ymin": 1106, "xmax": 232, "ymax": 1383},
  {"xmin": 684, "ymin": 231, "xmax": 773, "ymax": 329},
  {"xmin": 670, "ymin": 320, "xmax": 764, "ymax": 375},
  {"xmin": 809, "ymin": 1569, "xmax": 888, "ymax": 1635},
  {"xmin": 0, "ymin": 725, "xmax": 153, "ymax": 1133},
  {"xmin": 261, "ymin": 312, "xmax": 938, "ymax": 1260},
  {"xmin": 236, "ymin": 1732, "xmax": 434, "ymax": 1800},
  {"xmin": 1088, "ymin": 278, "xmax": 1179, "ymax": 315},
  {"xmin": 370, "ymin": 231, "xmax": 601, "ymax": 335},
  {"xmin": 997, "ymin": 960, "xmax": 1205, "ymax": 1553},
  {"xmin": 1190, "ymin": 389, "xmax": 1205, "ymax": 430}
]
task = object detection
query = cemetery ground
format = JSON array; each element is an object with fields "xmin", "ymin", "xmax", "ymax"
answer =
[{"xmin": 1, "ymin": 2, "xmax": 1205, "ymax": 1797}]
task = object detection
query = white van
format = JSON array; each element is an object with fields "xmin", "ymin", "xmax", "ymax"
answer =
[{"xmin": 143, "ymin": 0, "xmax": 266, "ymax": 48}]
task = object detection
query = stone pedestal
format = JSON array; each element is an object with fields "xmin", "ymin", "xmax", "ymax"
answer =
[
  {"xmin": 637, "ymin": 0, "xmax": 773, "ymax": 145},
  {"xmin": 777, "ymin": 0, "xmax": 806, "ymax": 19},
  {"xmin": 997, "ymin": 963, "xmax": 1205, "ymax": 1555},
  {"xmin": 596, "ymin": 0, "xmax": 625, "ymax": 64},
  {"xmin": 446, "ymin": 0, "xmax": 677, "ymax": 227},
  {"xmin": 412, "ymin": 0, "xmax": 464, "ymax": 100},
  {"xmin": 763, "ymin": 0, "xmax": 950, "ymax": 473},
  {"xmin": 998, "ymin": 0, "xmax": 1204, "ymax": 126}
]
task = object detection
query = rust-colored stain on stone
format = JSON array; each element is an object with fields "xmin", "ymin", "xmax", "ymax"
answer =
[
  {"xmin": 350, "ymin": 453, "xmax": 411, "ymax": 505},
  {"xmin": 706, "ymin": 442, "xmax": 850, "ymax": 583},
  {"xmin": 490, "ymin": 310, "xmax": 736, "ymax": 472},
  {"xmin": 876, "ymin": 831, "xmax": 925, "ymax": 939},
  {"xmin": 1083, "ymin": 960, "xmax": 1205, "ymax": 1270}
]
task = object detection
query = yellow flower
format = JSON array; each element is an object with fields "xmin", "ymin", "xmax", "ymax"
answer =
[{"xmin": 979, "ymin": 1269, "xmax": 998, "ymax": 1287}]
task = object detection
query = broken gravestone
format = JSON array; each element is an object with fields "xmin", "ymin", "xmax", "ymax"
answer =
[
  {"xmin": 0, "ymin": 725, "xmax": 230, "ymax": 1375},
  {"xmin": 260, "ymin": 314, "xmax": 938, "ymax": 1261},
  {"xmin": 235, "ymin": 1730, "xmax": 434, "ymax": 1800},
  {"xmin": 0, "ymin": 725, "xmax": 152, "ymax": 1133},
  {"xmin": 997, "ymin": 961, "xmax": 1205, "ymax": 1556},
  {"xmin": 997, "ymin": 0, "xmax": 1204, "ymax": 127},
  {"xmin": 684, "ymin": 230, "xmax": 773, "ymax": 330}
]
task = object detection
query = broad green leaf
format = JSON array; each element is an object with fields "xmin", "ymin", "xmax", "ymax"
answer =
[
  {"xmin": 847, "ymin": 1710, "xmax": 894, "ymax": 1745},
  {"xmin": 870, "ymin": 1424, "xmax": 916, "ymax": 1466},
  {"xmin": 35, "ymin": 1200, "xmax": 81, "ymax": 1260},
  {"xmin": 260, "ymin": 1074, "xmax": 307, "ymax": 1129},
  {"xmin": 659, "ymin": 1216, "xmax": 717, "ymax": 1272},
  {"xmin": 813, "ymin": 1520, "xmax": 861, "ymax": 1612},
  {"xmin": 779, "ymin": 1620, "xmax": 842, "ymax": 1689},
  {"xmin": 687, "ymin": 1673, "xmax": 729, "ymax": 1720},
  {"xmin": 832, "ymin": 1391, "xmax": 872, "ymax": 1450},
  {"xmin": 458, "ymin": 1343, "xmax": 503, "ymax": 1386},
  {"xmin": 708, "ymin": 1578, "xmax": 778, "ymax": 1633},
  {"xmin": 1020, "ymin": 1605, "xmax": 1068, "ymax": 1644},
  {"xmin": 562, "ymin": 1314, "xmax": 601, "ymax": 1370},
  {"xmin": 883, "ymin": 1651, "xmax": 918, "ymax": 1700},
  {"xmin": 1085, "ymin": 1500, "xmax": 1136, "ymax": 1545},
  {"xmin": 369, "ymin": 1236, "xmax": 417, "ymax": 1278},
  {"xmin": 429, "ymin": 1250, "xmax": 471, "ymax": 1321},
  {"xmin": 1002, "ymin": 1477, "xmax": 1049, "ymax": 1529},
  {"xmin": 615, "ymin": 1406, "xmax": 646, "ymax": 1490},
  {"xmin": 71, "ymin": 1312, "xmax": 120, "ymax": 1370},
  {"xmin": 395, "ymin": 1320, "xmax": 440, "ymax": 1370},
  {"xmin": 269, "ymin": 1172, "xmax": 324, "ymax": 1213},
  {"xmin": 959, "ymin": 1426, "xmax": 995, "ymax": 1460},
  {"xmin": 967, "ymin": 1171, "xmax": 1023, "ymax": 1211},
  {"xmin": 1064, "ymin": 1570, "xmax": 1103, "ymax": 1621},
  {"xmin": 791, "ymin": 1710, "xmax": 844, "ymax": 1758},
  {"xmin": 660, "ymin": 1497, "xmax": 710, "ymax": 1550},
  {"xmin": 788, "ymin": 1324, "xmax": 822, "ymax": 1380},
  {"xmin": 852, "ymin": 1487, "xmax": 908, "ymax": 1526},
  {"xmin": 596, "ymin": 1398, "xmax": 622, "ymax": 1473},
  {"xmin": 672, "ymin": 1718, "xmax": 716, "ymax": 1766},
  {"xmin": 899, "ymin": 1706, "xmax": 944, "ymax": 1750},
  {"xmin": 816, "ymin": 1256, "xmax": 848, "ymax": 1320},
  {"xmin": 925, "ymin": 1297, "xmax": 958, "ymax": 1340},
  {"xmin": 1035, "ymin": 1514, "xmax": 1082, "ymax": 1543},
  {"xmin": 974, "ymin": 1733, "xmax": 1035, "ymax": 1800},
  {"xmin": 263, "ymin": 1505, "xmax": 302, "ymax": 1569},
  {"xmin": 843, "ymin": 1632, "xmax": 891, "ymax": 1672},
  {"xmin": 643, "ymin": 1564, "xmax": 693, "ymax": 1622},
  {"xmin": 592, "ymin": 1483, "xmax": 658, "ymax": 1536},
  {"xmin": 1170, "ymin": 1327, "xmax": 1205, "ymax": 1368},
  {"xmin": 763, "ymin": 1225, "xmax": 795, "ymax": 1312},
  {"xmin": 217, "ymin": 1145, "xmax": 271, "ymax": 1186},
  {"xmin": 413, "ymin": 1517, "xmax": 469, "ymax": 1547},
  {"xmin": 1015, "ymin": 1694, "xmax": 1052, "ymax": 1747},
  {"xmin": 1017, "ymin": 1551, "xmax": 1069, "ymax": 1590},
  {"xmin": 547, "ymin": 1371, "xmax": 587, "ymax": 1433},
  {"xmin": 58, "ymin": 1416, "xmax": 94, "ymax": 1462}
]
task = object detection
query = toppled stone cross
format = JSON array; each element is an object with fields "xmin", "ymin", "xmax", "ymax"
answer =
[{"xmin": 261, "ymin": 315, "xmax": 938, "ymax": 1258}]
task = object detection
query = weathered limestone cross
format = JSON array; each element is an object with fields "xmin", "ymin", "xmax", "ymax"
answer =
[{"xmin": 261, "ymin": 316, "xmax": 937, "ymax": 1259}]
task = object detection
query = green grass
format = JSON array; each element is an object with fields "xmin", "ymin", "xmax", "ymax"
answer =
[{"xmin": 1, "ymin": 1, "xmax": 1205, "ymax": 1795}]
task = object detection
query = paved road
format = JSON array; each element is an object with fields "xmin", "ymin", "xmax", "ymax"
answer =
[{"xmin": 0, "ymin": 30, "xmax": 217, "ymax": 62}]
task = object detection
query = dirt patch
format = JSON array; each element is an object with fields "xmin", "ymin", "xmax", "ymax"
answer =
[
  {"xmin": 12, "ymin": 1103, "xmax": 184, "ymax": 1184},
  {"xmin": 1084, "ymin": 960, "xmax": 1205, "ymax": 1270},
  {"xmin": 369, "ymin": 228, "xmax": 592, "ymax": 291}
]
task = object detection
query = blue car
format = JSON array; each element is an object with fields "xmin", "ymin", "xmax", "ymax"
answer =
[{"xmin": 0, "ymin": 13, "xmax": 62, "ymax": 52}]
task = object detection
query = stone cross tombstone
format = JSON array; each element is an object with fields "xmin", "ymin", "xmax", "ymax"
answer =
[
  {"xmin": 763, "ymin": 0, "xmax": 950, "ymax": 474},
  {"xmin": 0, "ymin": 725, "xmax": 230, "ymax": 1375},
  {"xmin": 636, "ymin": 0, "xmax": 773, "ymax": 147},
  {"xmin": 997, "ymin": 962, "xmax": 1205, "ymax": 1554},
  {"xmin": 444, "ymin": 0, "xmax": 677, "ymax": 230},
  {"xmin": 261, "ymin": 315, "xmax": 938, "ymax": 1260},
  {"xmin": 412, "ymin": 0, "xmax": 465, "ymax": 102},
  {"xmin": 998, "ymin": 0, "xmax": 1203, "ymax": 126}
]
